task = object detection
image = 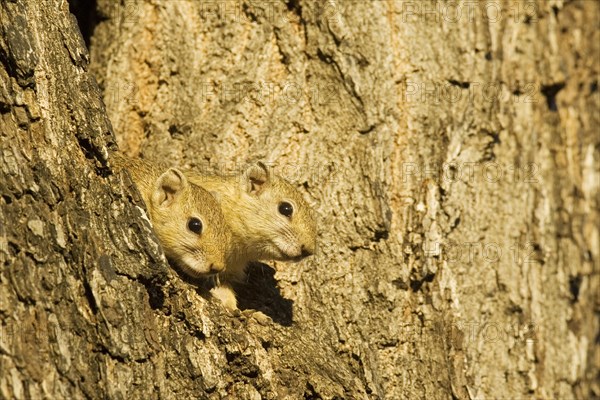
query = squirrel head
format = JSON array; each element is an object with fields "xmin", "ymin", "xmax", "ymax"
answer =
[
  {"xmin": 232, "ymin": 162, "xmax": 317, "ymax": 263},
  {"xmin": 148, "ymin": 168, "xmax": 232, "ymax": 277}
]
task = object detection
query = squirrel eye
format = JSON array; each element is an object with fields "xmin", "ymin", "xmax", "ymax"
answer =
[
  {"xmin": 187, "ymin": 217, "xmax": 203, "ymax": 234},
  {"xmin": 278, "ymin": 202, "xmax": 293, "ymax": 218}
]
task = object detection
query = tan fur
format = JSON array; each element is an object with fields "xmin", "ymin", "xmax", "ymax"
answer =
[
  {"xmin": 111, "ymin": 152, "xmax": 232, "ymax": 277},
  {"xmin": 188, "ymin": 162, "xmax": 317, "ymax": 309}
]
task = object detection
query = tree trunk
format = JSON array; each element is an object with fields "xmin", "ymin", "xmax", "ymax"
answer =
[{"xmin": 1, "ymin": 0, "xmax": 598, "ymax": 399}]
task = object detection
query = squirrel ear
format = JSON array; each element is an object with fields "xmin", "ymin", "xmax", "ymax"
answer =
[
  {"xmin": 242, "ymin": 162, "xmax": 270, "ymax": 194},
  {"xmin": 152, "ymin": 168, "xmax": 187, "ymax": 207}
]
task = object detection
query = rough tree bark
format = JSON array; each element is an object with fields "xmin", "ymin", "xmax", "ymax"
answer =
[{"xmin": 1, "ymin": 0, "xmax": 598, "ymax": 399}]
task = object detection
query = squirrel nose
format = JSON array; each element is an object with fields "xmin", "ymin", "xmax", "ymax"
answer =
[
  {"xmin": 300, "ymin": 245, "xmax": 313, "ymax": 258},
  {"xmin": 210, "ymin": 263, "xmax": 225, "ymax": 273}
]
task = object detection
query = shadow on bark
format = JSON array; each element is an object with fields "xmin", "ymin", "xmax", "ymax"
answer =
[
  {"xmin": 68, "ymin": 0, "xmax": 99, "ymax": 47},
  {"xmin": 235, "ymin": 262, "xmax": 294, "ymax": 326},
  {"xmin": 175, "ymin": 262, "xmax": 294, "ymax": 326}
]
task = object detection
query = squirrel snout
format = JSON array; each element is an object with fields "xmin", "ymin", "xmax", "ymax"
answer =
[
  {"xmin": 209, "ymin": 262, "xmax": 225, "ymax": 273},
  {"xmin": 287, "ymin": 244, "xmax": 314, "ymax": 262},
  {"xmin": 299, "ymin": 243, "xmax": 315, "ymax": 259}
]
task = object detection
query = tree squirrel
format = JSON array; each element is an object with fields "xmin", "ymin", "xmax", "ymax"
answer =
[
  {"xmin": 111, "ymin": 153, "xmax": 232, "ymax": 277},
  {"xmin": 187, "ymin": 162, "xmax": 317, "ymax": 310}
]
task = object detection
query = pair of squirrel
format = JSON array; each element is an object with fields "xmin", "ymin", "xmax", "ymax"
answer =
[{"xmin": 111, "ymin": 153, "xmax": 317, "ymax": 310}]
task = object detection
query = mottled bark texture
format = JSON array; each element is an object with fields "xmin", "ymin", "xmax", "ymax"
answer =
[{"xmin": 1, "ymin": 0, "xmax": 598, "ymax": 399}]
